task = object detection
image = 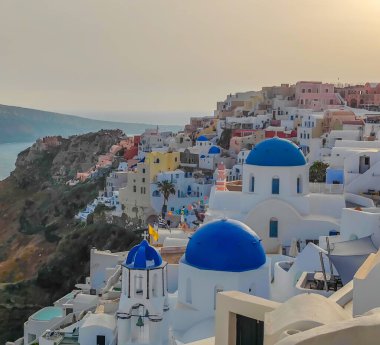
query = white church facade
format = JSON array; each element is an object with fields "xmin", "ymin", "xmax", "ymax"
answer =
[{"xmin": 207, "ymin": 137, "xmax": 346, "ymax": 253}]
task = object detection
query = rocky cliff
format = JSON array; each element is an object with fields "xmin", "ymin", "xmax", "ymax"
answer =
[{"xmin": 0, "ymin": 130, "xmax": 139, "ymax": 343}]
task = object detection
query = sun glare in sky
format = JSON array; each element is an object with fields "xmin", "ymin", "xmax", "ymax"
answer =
[{"xmin": 0, "ymin": 0, "xmax": 380, "ymax": 123}]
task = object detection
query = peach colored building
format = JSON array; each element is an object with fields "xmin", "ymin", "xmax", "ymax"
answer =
[
  {"xmin": 295, "ymin": 81, "xmax": 343, "ymax": 111},
  {"xmin": 229, "ymin": 131, "xmax": 266, "ymax": 153},
  {"xmin": 109, "ymin": 144, "xmax": 122, "ymax": 155},
  {"xmin": 76, "ymin": 172, "xmax": 91, "ymax": 182},
  {"xmin": 322, "ymin": 109, "xmax": 356, "ymax": 133}
]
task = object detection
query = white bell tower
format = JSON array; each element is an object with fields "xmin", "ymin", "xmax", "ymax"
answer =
[{"xmin": 117, "ymin": 239, "xmax": 169, "ymax": 344}]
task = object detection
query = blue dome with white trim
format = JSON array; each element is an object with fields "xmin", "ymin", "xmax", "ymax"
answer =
[
  {"xmin": 196, "ymin": 135, "xmax": 209, "ymax": 142},
  {"xmin": 208, "ymin": 146, "xmax": 221, "ymax": 154},
  {"xmin": 183, "ymin": 219, "xmax": 266, "ymax": 272},
  {"xmin": 125, "ymin": 239, "xmax": 162, "ymax": 269},
  {"xmin": 246, "ymin": 137, "xmax": 306, "ymax": 166}
]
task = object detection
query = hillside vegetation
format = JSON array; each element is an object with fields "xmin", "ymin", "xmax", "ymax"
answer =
[{"xmin": 0, "ymin": 130, "xmax": 140, "ymax": 343}]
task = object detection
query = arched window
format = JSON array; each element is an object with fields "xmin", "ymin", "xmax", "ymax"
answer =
[
  {"xmin": 186, "ymin": 278, "xmax": 192, "ymax": 304},
  {"xmin": 250, "ymin": 175, "xmax": 255, "ymax": 192},
  {"xmin": 135, "ymin": 273, "xmax": 144, "ymax": 296},
  {"xmin": 269, "ymin": 218, "xmax": 278, "ymax": 238},
  {"xmin": 272, "ymin": 177, "xmax": 280, "ymax": 194},
  {"xmin": 297, "ymin": 176, "xmax": 302, "ymax": 194},
  {"xmin": 214, "ymin": 285, "xmax": 224, "ymax": 310}
]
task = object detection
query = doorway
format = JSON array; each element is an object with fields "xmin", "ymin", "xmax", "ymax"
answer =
[
  {"xmin": 236, "ymin": 314, "xmax": 264, "ymax": 345},
  {"xmin": 97, "ymin": 335, "xmax": 106, "ymax": 345},
  {"xmin": 359, "ymin": 156, "xmax": 370, "ymax": 174}
]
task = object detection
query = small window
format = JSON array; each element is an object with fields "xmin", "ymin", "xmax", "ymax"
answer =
[
  {"xmin": 272, "ymin": 177, "xmax": 280, "ymax": 194},
  {"xmin": 297, "ymin": 177, "xmax": 302, "ymax": 194},
  {"xmin": 133, "ymin": 186, "xmax": 136, "ymax": 193},
  {"xmin": 250, "ymin": 176, "xmax": 255, "ymax": 192},
  {"xmin": 142, "ymin": 168, "xmax": 146, "ymax": 174},
  {"xmin": 142, "ymin": 178, "xmax": 145, "ymax": 183},
  {"xmin": 270, "ymin": 218, "xmax": 278, "ymax": 238}
]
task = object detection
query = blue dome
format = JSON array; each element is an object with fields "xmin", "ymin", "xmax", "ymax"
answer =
[
  {"xmin": 125, "ymin": 240, "xmax": 162, "ymax": 269},
  {"xmin": 196, "ymin": 135, "xmax": 209, "ymax": 142},
  {"xmin": 208, "ymin": 146, "xmax": 221, "ymax": 154},
  {"xmin": 246, "ymin": 137, "xmax": 306, "ymax": 166},
  {"xmin": 200, "ymin": 154, "xmax": 206, "ymax": 158},
  {"xmin": 183, "ymin": 219, "xmax": 266, "ymax": 272}
]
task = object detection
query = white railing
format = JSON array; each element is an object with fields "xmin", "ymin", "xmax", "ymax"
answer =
[
  {"xmin": 309, "ymin": 183, "xmax": 344, "ymax": 194},
  {"xmin": 102, "ymin": 266, "xmax": 122, "ymax": 295},
  {"xmin": 45, "ymin": 305, "xmax": 96, "ymax": 335}
]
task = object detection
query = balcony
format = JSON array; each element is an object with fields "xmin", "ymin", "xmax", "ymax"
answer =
[{"xmin": 296, "ymin": 272, "xmax": 343, "ymax": 295}]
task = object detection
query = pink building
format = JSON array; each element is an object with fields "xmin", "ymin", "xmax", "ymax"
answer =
[
  {"xmin": 295, "ymin": 81, "xmax": 343, "ymax": 111},
  {"xmin": 97, "ymin": 153, "xmax": 113, "ymax": 168},
  {"xmin": 339, "ymin": 83, "xmax": 380, "ymax": 110}
]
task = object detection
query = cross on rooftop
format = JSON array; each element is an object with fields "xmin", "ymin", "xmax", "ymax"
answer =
[{"xmin": 142, "ymin": 231, "xmax": 149, "ymax": 240}]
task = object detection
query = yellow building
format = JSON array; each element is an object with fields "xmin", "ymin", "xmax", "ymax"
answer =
[
  {"xmin": 120, "ymin": 151, "xmax": 181, "ymax": 224},
  {"xmin": 145, "ymin": 151, "xmax": 180, "ymax": 182}
]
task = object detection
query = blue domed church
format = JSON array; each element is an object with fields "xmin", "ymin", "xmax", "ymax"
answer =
[
  {"xmin": 116, "ymin": 219, "xmax": 270, "ymax": 344},
  {"xmin": 207, "ymin": 137, "xmax": 345, "ymax": 253},
  {"xmin": 171, "ymin": 218, "xmax": 270, "ymax": 343}
]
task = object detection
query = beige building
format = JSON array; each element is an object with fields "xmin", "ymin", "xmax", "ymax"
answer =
[{"xmin": 214, "ymin": 91, "xmax": 264, "ymax": 119}]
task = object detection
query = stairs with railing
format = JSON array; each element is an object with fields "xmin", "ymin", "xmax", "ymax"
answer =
[{"xmin": 345, "ymin": 160, "xmax": 380, "ymax": 194}]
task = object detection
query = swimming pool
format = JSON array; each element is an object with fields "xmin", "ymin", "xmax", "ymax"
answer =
[{"xmin": 31, "ymin": 307, "xmax": 64, "ymax": 321}]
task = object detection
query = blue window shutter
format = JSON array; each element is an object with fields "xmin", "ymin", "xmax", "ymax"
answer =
[
  {"xmin": 272, "ymin": 178, "xmax": 279, "ymax": 194},
  {"xmin": 270, "ymin": 220, "xmax": 278, "ymax": 238}
]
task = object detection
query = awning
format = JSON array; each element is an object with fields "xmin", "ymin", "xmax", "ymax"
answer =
[{"xmin": 328, "ymin": 236, "xmax": 377, "ymax": 285}]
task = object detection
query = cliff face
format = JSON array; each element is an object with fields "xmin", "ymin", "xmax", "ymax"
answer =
[{"xmin": 0, "ymin": 129, "xmax": 139, "ymax": 343}]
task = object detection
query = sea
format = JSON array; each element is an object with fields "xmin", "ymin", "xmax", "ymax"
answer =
[{"xmin": 0, "ymin": 142, "xmax": 34, "ymax": 181}]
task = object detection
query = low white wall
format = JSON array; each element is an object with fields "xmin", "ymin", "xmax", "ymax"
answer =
[{"xmin": 344, "ymin": 193, "xmax": 375, "ymax": 208}]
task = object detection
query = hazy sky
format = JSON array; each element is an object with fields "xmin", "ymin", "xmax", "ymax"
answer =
[{"xmin": 1, "ymin": 0, "xmax": 380, "ymax": 124}]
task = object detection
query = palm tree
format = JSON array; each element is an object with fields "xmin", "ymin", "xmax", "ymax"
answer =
[{"xmin": 156, "ymin": 180, "xmax": 176, "ymax": 216}]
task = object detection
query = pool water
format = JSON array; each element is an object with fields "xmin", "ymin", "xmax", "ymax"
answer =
[{"xmin": 32, "ymin": 307, "xmax": 64, "ymax": 321}]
